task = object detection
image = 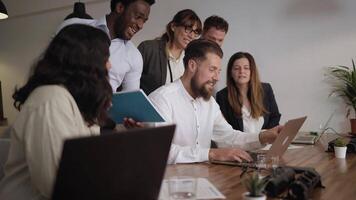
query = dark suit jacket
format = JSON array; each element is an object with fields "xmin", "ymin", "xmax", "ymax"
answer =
[
  {"xmin": 138, "ymin": 38, "xmax": 168, "ymax": 95},
  {"xmin": 216, "ymin": 83, "xmax": 281, "ymax": 131}
]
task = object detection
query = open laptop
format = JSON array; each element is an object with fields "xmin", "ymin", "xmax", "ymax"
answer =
[
  {"xmin": 211, "ymin": 116, "xmax": 307, "ymax": 167},
  {"xmin": 292, "ymin": 112, "xmax": 334, "ymax": 145},
  {"xmin": 52, "ymin": 125, "xmax": 175, "ymax": 200}
]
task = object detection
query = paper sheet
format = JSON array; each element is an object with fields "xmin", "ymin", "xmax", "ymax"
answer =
[{"xmin": 159, "ymin": 178, "xmax": 226, "ymax": 199}]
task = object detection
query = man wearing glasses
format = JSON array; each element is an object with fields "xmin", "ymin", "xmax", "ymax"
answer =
[{"xmin": 138, "ymin": 9, "xmax": 202, "ymax": 95}]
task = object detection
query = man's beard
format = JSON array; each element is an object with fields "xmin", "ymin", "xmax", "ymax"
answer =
[{"xmin": 190, "ymin": 73, "xmax": 215, "ymax": 101}]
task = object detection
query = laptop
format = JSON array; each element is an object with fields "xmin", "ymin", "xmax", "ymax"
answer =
[
  {"xmin": 292, "ymin": 112, "xmax": 334, "ymax": 145},
  {"xmin": 52, "ymin": 125, "xmax": 175, "ymax": 200},
  {"xmin": 211, "ymin": 116, "xmax": 307, "ymax": 167},
  {"xmin": 108, "ymin": 89, "xmax": 165, "ymax": 124}
]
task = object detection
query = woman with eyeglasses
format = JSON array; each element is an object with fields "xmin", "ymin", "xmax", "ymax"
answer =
[
  {"xmin": 138, "ymin": 9, "xmax": 202, "ymax": 94},
  {"xmin": 216, "ymin": 52, "xmax": 281, "ymax": 134}
]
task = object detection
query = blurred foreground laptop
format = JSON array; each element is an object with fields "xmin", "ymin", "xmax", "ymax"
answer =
[
  {"xmin": 212, "ymin": 116, "xmax": 307, "ymax": 167},
  {"xmin": 52, "ymin": 125, "xmax": 175, "ymax": 200},
  {"xmin": 292, "ymin": 112, "xmax": 334, "ymax": 145}
]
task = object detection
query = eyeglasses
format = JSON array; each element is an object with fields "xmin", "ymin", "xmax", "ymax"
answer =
[{"xmin": 183, "ymin": 25, "xmax": 201, "ymax": 37}]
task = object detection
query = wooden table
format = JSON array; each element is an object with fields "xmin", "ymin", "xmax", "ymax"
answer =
[{"xmin": 164, "ymin": 133, "xmax": 356, "ymax": 199}]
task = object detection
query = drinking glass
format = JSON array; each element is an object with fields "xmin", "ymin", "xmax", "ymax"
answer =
[
  {"xmin": 256, "ymin": 154, "xmax": 266, "ymax": 174},
  {"xmin": 271, "ymin": 156, "xmax": 280, "ymax": 175}
]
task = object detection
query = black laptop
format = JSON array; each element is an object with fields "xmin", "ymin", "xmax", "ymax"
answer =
[{"xmin": 52, "ymin": 125, "xmax": 175, "ymax": 200}]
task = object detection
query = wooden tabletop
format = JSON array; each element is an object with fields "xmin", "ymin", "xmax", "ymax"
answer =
[{"xmin": 164, "ymin": 133, "xmax": 356, "ymax": 199}]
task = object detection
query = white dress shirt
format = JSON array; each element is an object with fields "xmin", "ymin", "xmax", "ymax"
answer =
[
  {"xmin": 57, "ymin": 17, "xmax": 143, "ymax": 92},
  {"xmin": 241, "ymin": 106, "xmax": 264, "ymax": 134},
  {"xmin": 149, "ymin": 80, "xmax": 262, "ymax": 164},
  {"xmin": 0, "ymin": 85, "xmax": 100, "ymax": 200}
]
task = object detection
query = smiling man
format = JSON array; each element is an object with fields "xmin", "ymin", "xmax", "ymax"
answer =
[
  {"xmin": 149, "ymin": 39, "xmax": 281, "ymax": 164},
  {"xmin": 58, "ymin": 0, "xmax": 155, "ymax": 92}
]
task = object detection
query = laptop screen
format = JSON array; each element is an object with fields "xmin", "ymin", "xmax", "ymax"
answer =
[{"xmin": 52, "ymin": 125, "xmax": 175, "ymax": 200}]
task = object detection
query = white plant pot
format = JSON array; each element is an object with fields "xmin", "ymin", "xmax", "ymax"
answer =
[
  {"xmin": 242, "ymin": 192, "xmax": 266, "ymax": 200},
  {"xmin": 334, "ymin": 146, "xmax": 347, "ymax": 159}
]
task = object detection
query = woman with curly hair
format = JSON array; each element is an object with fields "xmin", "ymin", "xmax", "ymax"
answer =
[{"xmin": 0, "ymin": 24, "xmax": 112, "ymax": 200}]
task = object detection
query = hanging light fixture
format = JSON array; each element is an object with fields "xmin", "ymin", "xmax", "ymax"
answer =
[
  {"xmin": 64, "ymin": 1, "xmax": 92, "ymax": 20},
  {"xmin": 0, "ymin": 0, "xmax": 8, "ymax": 20}
]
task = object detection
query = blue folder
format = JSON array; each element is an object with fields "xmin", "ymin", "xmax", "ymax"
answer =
[{"xmin": 108, "ymin": 89, "xmax": 165, "ymax": 124}]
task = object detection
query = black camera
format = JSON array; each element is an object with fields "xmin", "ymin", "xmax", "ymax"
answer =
[
  {"xmin": 264, "ymin": 167, "xmax": 324, "ymax": 199},
  {"xmin": 265, "ymin": 167, "xmax": 295, "ymax": 197},
  {"xmin": 287, "ymin": 167, "xmax": 323, "ymax": 200}
]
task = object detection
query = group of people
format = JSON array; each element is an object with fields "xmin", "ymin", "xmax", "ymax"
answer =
[{"xmin": 0, "ymin": 0, "xmax": 281, "ymax": 199}]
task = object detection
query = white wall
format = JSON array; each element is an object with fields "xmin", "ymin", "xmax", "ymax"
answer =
[{"xmin": 1, "ymin": 0, "xmax": 356, "ymax": 133}]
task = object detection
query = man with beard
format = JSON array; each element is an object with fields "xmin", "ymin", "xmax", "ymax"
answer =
[
  {"xmin": 149, "ymin": 39, "xmax": 282, "ymax": 164},
  {"xmin": 58, "ymin": 0, "xmax": 155, "ymax": 92}
]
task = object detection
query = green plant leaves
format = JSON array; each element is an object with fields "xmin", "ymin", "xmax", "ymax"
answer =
[
  {"xmin": 242, "ymin": 172, "xmax": 267, "ymax": 197},
  {"xmin": 326, "ymin": 59, "xmax": 356, "ymax": 118}
]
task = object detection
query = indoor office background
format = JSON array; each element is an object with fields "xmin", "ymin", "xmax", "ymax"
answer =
[{"xmin": 0, "ymin": 0, "xmax": 356, "ymax": 133}]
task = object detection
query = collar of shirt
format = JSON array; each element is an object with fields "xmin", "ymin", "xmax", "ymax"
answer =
[
  {"xmin": 177, "ymin": 79, "xmax": 198, "ymax": 102},
  {"xmin": 168, "ymin": 50, "xmax": 185, "ymax": 63}
]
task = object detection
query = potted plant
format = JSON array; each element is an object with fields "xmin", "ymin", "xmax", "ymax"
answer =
[
  {"xmin": 326, "ymin": 59, "xmax": 356, "ymax": 134},
  {"xmin": 334, "ymin": 137, "xmax": 348, "ymax": 159},
  {"xmin": 242, "ymin": 172, "xmax": 267, "ymax": 200}
]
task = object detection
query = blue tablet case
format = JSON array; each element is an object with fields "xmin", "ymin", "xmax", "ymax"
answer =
[{"xmin": 108, "ymin": 90, "xmax": 165, "ymax": 123}]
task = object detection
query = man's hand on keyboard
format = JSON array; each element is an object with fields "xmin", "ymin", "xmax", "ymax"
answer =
[{"xmin": 208, "ymin": 148, "xmax": 253, "ymax": 162}]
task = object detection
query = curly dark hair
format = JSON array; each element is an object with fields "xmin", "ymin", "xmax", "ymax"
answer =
[
  {"xmin": 13, "ymin": 24, "xmax": 112, "ymax": 126},
  {"xmin": 110, "ymin": 0, "xmax": 155, "ymax": 12}
]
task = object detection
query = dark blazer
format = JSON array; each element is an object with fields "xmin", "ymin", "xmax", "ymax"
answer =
[
  {"xmin": 216, "ymin": 83, "xmax": 281, "ymax": 131},
  {"xmin": 138, "ymin": 37, "xmax": 168, "ymax": 95}
]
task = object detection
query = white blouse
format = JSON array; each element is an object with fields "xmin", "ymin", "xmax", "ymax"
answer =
[
  {"xmin": 165, "ymin": 50, "xmax": 185, "ymax": 84},
  {"xmin": 241, "ymin": 106, "xmax": 264, "ymax": 134}
]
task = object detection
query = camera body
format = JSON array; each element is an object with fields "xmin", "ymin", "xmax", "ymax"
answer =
[
  {"xmin": 287, "ymin": 167, "xmax": 323, "ymax": 199},
  {"xmin": 264, "ymin": 167, "xmax": 323, "ymax": 199},
  {"xmin": 265, "ymin": 167, "xmax": 295, "ymax": 197}
]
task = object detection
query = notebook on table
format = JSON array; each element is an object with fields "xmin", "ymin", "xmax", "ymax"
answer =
[
  {"xmin": 211, "ymin": 116, "xmax": 307, "ymax": 167},
  {"xmin": 52, "ymin": 125, "xmax": 175, "ymax": 200},
  {"xmin": 108, "ymin": 89, "xmax": 165, "ymax": 124}
]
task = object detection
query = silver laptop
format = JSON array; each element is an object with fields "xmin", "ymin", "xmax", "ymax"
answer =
[
  {"xmin": 292, "ymin": 112, "xmax": 334, "ymax": 145},
  {"xmin": 212, "ymin": 116, "xmax": 307, "ymax": 167}
]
